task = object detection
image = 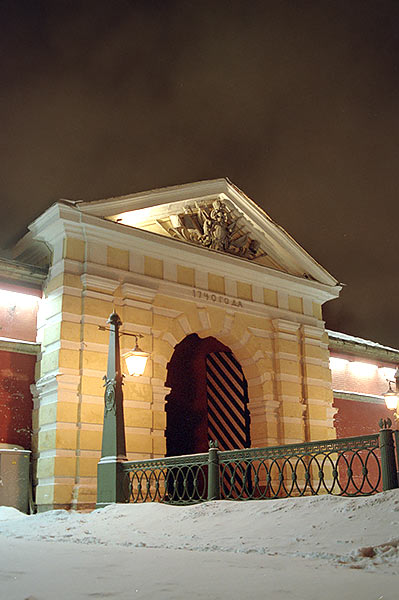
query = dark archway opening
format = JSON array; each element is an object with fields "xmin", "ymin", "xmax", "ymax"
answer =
[{"xmin": 165, "ymin": 334, "xmax": 251, "ymax": 457}]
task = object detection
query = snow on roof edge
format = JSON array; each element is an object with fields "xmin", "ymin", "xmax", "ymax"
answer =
[{"xmin": 327, "ymin": 329, "xmax": 399, "ymax": 355}]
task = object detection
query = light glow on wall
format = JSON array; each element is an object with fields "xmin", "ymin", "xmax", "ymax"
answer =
[
  {"xmin": 379, "ymin": 367, "xmax": 396, "ymax": 381},
  {"xmin": 348, "ymin": 361, "xmax": 378, "ymax": 377},
  {"xmin": 329, "ymin": 357, "xmax": 349, "ymax": 370},
  {"xmin": 0, "ymin": 289, "xmax": 40, "ymax": 308},
  {"xmin": 112, "ymin": 208, "xmax": 153, "ymax": 228}
]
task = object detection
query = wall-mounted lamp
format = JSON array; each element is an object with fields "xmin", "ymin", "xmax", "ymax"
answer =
[
  {"xmin": 123, "ymin": 334, "xmax": 150, "ymax": 377},
  {"xmin": 99, "ymin": 322, "xmax": 150, "ymax": 377},
  {"xmin": 383, "ymin": 367, "xmax": 399, "ymax": 415}
]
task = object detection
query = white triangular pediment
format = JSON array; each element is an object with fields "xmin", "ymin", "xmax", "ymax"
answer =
[{"xmin": 75, "ymin": 178, "xmax": 338, "ymax": 286}]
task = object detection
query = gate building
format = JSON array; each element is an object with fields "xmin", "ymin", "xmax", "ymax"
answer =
[{"xmin": 12, "ymin": 179, "xmax": 341, "ymax": 511}]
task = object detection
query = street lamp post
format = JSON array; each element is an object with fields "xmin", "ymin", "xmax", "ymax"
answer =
[{"xmin": 96, "ymin": 312, "xmax": 149, "ymax": 508}]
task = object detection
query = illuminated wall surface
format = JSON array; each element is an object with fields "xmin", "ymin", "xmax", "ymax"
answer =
[
  {"xmin": 329, "ymin": 354, "xmax": 396, "ymax": 438},
  {"xmin": 330, "ymin": 356, "xmax": 395, "ymax": 397},
  {"xmin": 0, "ymin": 288, "xmax": 40, "ymax": 449},
  {"xmin": 0, "ymin": 288, "xmax": 40, "ymax": 342}
]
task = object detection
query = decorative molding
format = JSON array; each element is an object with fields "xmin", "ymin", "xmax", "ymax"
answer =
[
  {"xmin": 240, "ymin": 350, "xmax": 264, "ymax": 366},
  {"xmin": 120, "ymin": 282, "xmax": 157, "ymax": 301},
  {"xmin": 0, "ymin": 257, "xmax": 47, "ymax": 286},
  {"xmin": 120, "ymin": 322, "xmax": 152, "ymax": 336},
  {"xmin": 305, "ymin": 377, "xmax": 332, "ymax": 389},
  {"xmin": 45, "ymin": 284, "xmax": 81, "ymax": 300},
  {"xmin": 251, "ymin": 285, "xmax": 264, "ymax": 304},
  {"xmin": 198, "ymin": 309, "xmax": 211, "ymax": 330},
  {"xmin": 276, "ymin": 351, "xmax": 300, "ymax": 362},
  {"xmin": 333, "ymin": 390, "xmax": 386, "ymax": 405},
  {"xmin": 247, "ymin": 327, "xmax": 273, "ymax": 339},
  {"xmin": 122, "ymin": 298, "xmax": 152, "ymax": 311},
  {"xmin": 272, "ymin": 319, "xmax": 301, "ymax": 334},
  {"xmin": 27, "ymin": 199, "xmax": 341, "ymax": 305},
  {"xmin": 0, "ymin": 337, "xmax": 41, "ymax": 355},
  {"xmin": 301, "ymin": 324, "xmax": 325, "ymax": 340},
  {"xmin": 194, "ymin": 269, "xmax": 208, "ymax": 289},
  {"xmin": 49, "ymin": 258, "xmax": 83, "ymax": 280},
  {"xmin": 177, "ymin": 315, "xmax": 191, "ymax": 335},
  {"xmin": 162, "ymin": 332, "xmax": 179, "ymax": 348},
  {"xmin": 163, "ymin": 260, "xmax": 177, "ymax": 282},
  {"xmin": 153, "ymin": 306, "xmax": 182, "ymax": 318},
  {"xmin": 224, "ymin": 278, "xmax": 237, "ymax": 297},
  {"xmin": 82, "ymin": 289, "xmax": 114, "ymax": 302},
  {"xmin": 277, "ymin": 291, "xmax": 289, "ymax": 310},
  {"xmin": 81, "ymin": 273, "xmax": 119, "ymax": 294},
  {"xmin": 301, "ymin": 356, "xmax": 330, "ymax": 368}
]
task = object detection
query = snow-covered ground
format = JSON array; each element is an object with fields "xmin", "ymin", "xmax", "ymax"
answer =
[{"xmin": 1, "ymin": 490, "xmax": 399, "ymax": 599}]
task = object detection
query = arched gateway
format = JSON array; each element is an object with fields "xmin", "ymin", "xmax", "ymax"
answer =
[{"xmin": 165, "ymin": 334, "xmax": 251, "ymax": 456}]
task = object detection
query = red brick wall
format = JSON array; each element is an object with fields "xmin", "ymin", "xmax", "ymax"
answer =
[
  {"xmin": 0, "ymin": 350, "xmax": 36, "ymax": 449},
  {"xmin": 333, "ymin": 397, "xmax": 393, "ymax": 438},
  {"xmin": 333, "ymin": 397, "xmax": 394, "ymax": 493}
]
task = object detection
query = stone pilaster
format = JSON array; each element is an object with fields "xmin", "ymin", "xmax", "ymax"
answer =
[{"xmin": 272, "ymin": 319, "xmax": 306, "ymax": 444}]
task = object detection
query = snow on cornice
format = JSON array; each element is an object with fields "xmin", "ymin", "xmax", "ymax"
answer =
[{"xmin": 327, "ymin": 329, "xmax": 399, "ymax": 357}]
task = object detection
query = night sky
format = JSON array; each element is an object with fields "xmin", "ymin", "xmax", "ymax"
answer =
[{"xmin": 1, "ymin": 1, "xmax": 398, "ymax": 347}]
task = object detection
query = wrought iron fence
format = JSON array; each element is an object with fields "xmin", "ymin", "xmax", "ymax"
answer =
[
  {"xmin": 119, "ymin": 425, "xmax": 398, "ymax": 505},
  {"xmin": 218, "ymin": 434, "xmax": 381, "ymax": 500},
  {"xmin": 122, "ymin": 452, "xmax": 209, "ymax": 504}
]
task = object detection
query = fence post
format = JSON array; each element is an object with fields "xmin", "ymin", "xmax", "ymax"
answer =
[
  {"xmin": 208, "ymin": 440, "xmax": 220, "ymax": 501},
  {"xmin": 379, "ymin": 419, "xmax": 399, "ymax": 491}
]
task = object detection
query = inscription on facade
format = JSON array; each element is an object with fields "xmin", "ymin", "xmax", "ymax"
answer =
[{"xmin": 192, "ymin": 288, "xmax": 243, "ymax": 308}]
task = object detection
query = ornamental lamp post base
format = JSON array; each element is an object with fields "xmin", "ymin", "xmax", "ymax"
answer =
[{"xmin": 96, "ymin": 457, "xmax": 129, "ymax": 508}]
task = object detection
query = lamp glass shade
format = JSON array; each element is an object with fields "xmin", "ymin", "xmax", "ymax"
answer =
[
  {"xmin": 124, "ymin": 350, "xmax": 149, "ymax": 376},
  {"xmin": 384, "ymin": 392, "xmax": 399, "ymax": 411}
]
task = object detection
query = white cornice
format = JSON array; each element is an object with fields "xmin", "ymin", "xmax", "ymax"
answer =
[
  {"xmin": 333, "ymin": 390, "xmax": 385, "ymax": 405},
  {"xmin": 28, "ymin": 202, "xmax": 84, "ymax": 245},
  {"xmin": 74, "ymin": 178, "xmax": 339, "ymax": 287},
  {"xmin": 75, "ymin": 179, "xmax": 230, "ymax": 216},
  {"xmin": 0, "ymin": 337, "xmax": 41, "ymax": 355},
  {"xmin": 24, "ymin": 193, "xmax": 341, "ymax": 304}
]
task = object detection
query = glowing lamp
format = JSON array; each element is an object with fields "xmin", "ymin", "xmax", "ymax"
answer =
[
  {"xmin": 124, "ymin": 336, "xmax": 150, "ymax": 376},
  {"xmin": 383, "ymin": 381, "xmax": 399, "ymax": 411}
]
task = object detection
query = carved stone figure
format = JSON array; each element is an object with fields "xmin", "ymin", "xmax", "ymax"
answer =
[{"xmin": 167, "ymin": 199, "xmax": 265, "ymax": 261}]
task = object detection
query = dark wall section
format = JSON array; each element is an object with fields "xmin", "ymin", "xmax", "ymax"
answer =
[{"xmin": 0, "ymin": 350, "xmax": 36, "ymax": 449}]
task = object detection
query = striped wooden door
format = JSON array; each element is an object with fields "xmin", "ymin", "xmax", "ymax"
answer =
[{"xmin": 206, "ymin": 351, "xmax": 251, "ymax": 451}]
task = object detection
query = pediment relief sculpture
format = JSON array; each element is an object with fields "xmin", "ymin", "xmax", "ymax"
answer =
[{"xmin": 157, "ymin": 199, "xmax": 265, "ymax": 261}]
